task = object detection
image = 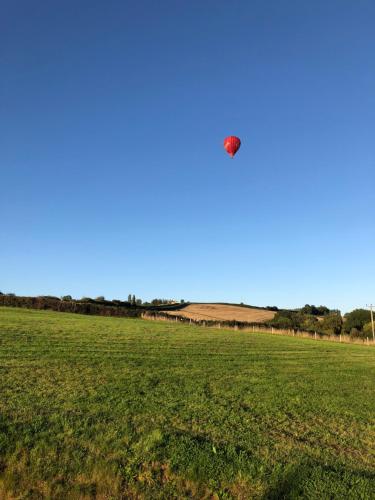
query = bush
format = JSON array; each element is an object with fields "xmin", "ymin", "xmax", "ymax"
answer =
[
  {"xmin": 300, "ymin": 304, "xmax": 331, "ymax": 316},
  {"xmin": 350, "ymin": 328, "xmax": 364, "ymax": 338},
  {"xmin": 270, "ymin": 313, "xmax": 293, "ymax": 329},
  {"xmin": 320, "ymin": 314, "xmax": 342, "ymax": 335},
  {"xmin": 344, "ymin": 309, "xmax": 370, "ymax": 334},
  {"xmin": 363, "ymin": 322, "xmax": 375, "ymax": 338},
  {"xmin": 301, "ymin": 315, "xmax": 319, "ymax": 332}
]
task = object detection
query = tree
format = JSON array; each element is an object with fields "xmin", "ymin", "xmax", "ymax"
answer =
[
  {"xmin": 95, "ymin": 296, "xmax": 105, "ymax": 301},
  {"xmin": 343, "ymin": 309, "xmax": 370, "ymax": 333},
  {"xmin": 363, "ymin": 322, "xmax": 375, "ymax": 338},
  {"xmin": 316, "ymin": 305, "xmax": 330, "ymax": 316},
  {"xmin": 136, "ymin": 299, "xmax": 142, "ymax": 306},
  {"xmin": 132, "ymin": 295, "xmax": 136, "ymax": 306},
  {"xmin": 301, "ymin": 304, "xmax": 318, "ymax": 315},
  {"xmin": 300, "ymin": 304, "xmax": 330, "ymax": 316},
  {"xmin": 320, "ymin": 314, "xmax": 342, "ymax": 335},
  {"xmin": 270, "ymin": 313, "xmax": 293, "ymax": 329},
  {"xmin": 62, "ymin": 295, "xmax": 72, "ymax": 301},
  {"xmin": 301, "ymin": 315, "xmax": 319, "ymax": 332},
  {"xmin": 128, "ymin": 294, "xmax": 132, "ymax": 303}
]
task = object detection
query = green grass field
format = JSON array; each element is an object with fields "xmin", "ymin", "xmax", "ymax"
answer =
[{"xmin": 0, "ymin": 307, "xmax": 374, "ymax": 499}]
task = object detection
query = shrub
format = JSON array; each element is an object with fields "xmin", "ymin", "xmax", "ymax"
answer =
[
  {"xmin": 344, "ymin": 309, "xmax": 370, "ymax": 333},
  {"xmin": 320, "ymin": 314, "xmax": 342, "ymax": 335},
  {"xmin": 270, "ymin": 313, "xmax": 293, "ymax": 329},
  {"xmin": 363, "ymin": 322, "xmax": 375, "ymax": 338}
]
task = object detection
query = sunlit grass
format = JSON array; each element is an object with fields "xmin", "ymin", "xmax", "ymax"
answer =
[{"xmin": 0, "ymin": 307, "xmax": 374, "ymax": 498}]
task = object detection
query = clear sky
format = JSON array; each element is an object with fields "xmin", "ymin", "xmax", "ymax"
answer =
[{"xmin": 1, "ymin": 1, "xmax": 374, "ymax": 312}]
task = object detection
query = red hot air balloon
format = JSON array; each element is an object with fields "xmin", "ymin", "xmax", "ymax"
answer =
[{"xmin": 224, "ymin": 136, "xmax": 241, "ymax": 158}]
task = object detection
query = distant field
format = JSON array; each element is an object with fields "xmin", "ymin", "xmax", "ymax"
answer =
[
  {"xmin": 165, "ymin": 303, "xmax": 276, "ymax": 323},
  {"xmin": 0, "ymin": 307, "xmax": 374, "ymax": 499}
]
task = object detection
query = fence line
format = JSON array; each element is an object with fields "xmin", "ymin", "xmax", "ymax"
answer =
[{"xmin": 142, "ymin": 312, "xmax": 375, "ymax": 347}]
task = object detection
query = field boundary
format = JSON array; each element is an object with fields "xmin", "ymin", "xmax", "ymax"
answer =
[{"xmin": 142, "ymin": 311, "xmax": 375, "ymax": 347}]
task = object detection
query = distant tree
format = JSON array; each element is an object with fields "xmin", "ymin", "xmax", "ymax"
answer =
[
  {"xmin": 270, "ymin": 313, "xmax": 293, "ymax": 329},
  {"xmin": 271, "ymin": 310, "xmax": 324, "ymax": 331},
  {"xmin": 132, "ymin": 295, "xmax": 136, "ymax": 306},
  {"xmin": 302, "ymin": 304, "xmax": 323, "ymax": 315},
  {"xmin": 266, "ymin": 306, "xmax": 278, "ymax": 311},
  {"xmin": 343, "ymin": 309, "xmax": 370, "ymax": 333},
  {"xmin": 181, "ymin": 299, "xmax": 185, "ymax": 304},
  {"xmin": 0, "ymin": 291, "xmax": 3, "ymax": 295},
  {"xmin": 301, "ymin": 304, "xmax": 317, "ymax": 315},
  {"xmin": 301, "ymin": 315, "xmax": 319, "ymax": 332},
  {"xmin": 363, "ymin": 322, "xmax": 375, "ymax": 338},
  {"xmin": 128, "ymin": 294, "xmax": 132, "ymax": 303},
  {"xmin": 7, "ymin": 293, "xmax": 15, "ymax": 297},
  {"xmin": 136, "ymin": 299, "xmax": 142, "ymax": 306},
  {"xmin": 95, "ymin": 296, "xmax": 105, "ymax": 301},
  {"xmin": 329, "ymin": 309, "xmax": 342, "ymax": 316},
  {"xmin": 316, "ymin": 305, "xmax": 330, "ymax": 316},
  {"xmin": 301, "ymin": 304, "xmax": 330, "ymax": 316},
  {"xmin": 81, "ymin": 297, "xmax": 91, "ymax": 302},
  {"xmin": 62, "ymin": 295, "xmax": 72, "ymax": 301},
  {"xmin": 320, "ymin": 314, "xmax": 342, "ymax": 335}
]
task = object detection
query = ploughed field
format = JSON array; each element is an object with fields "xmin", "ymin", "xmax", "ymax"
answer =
[
  {"xmin": 165, "ymin": 303, "xmax": 276, "ymax": 323},
  {"xmin": 0, "ymin": 307, "xmax": 374, "ymax": 499}
]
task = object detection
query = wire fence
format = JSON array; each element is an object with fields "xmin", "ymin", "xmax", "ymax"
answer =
[{"xmin": 142, "ymin": 311, "xmax": 375, "ymax": 347}]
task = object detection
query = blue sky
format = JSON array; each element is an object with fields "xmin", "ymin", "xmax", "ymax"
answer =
[{"xmin": 1, "ymin": 1, "xmax": 374, "ymax": 312}]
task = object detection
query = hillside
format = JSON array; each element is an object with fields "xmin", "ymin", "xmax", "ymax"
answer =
[
  {"xmin": 0, "ymin": 307, "xmax": 374, "ymax": 498},
  {"xmin": 164, "ymin": 303, "xmax": 277, "ymax": 323}
]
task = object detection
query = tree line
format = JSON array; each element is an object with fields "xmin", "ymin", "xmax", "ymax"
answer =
[
  {"xmin": 0, "ymin": 294, "xmax": 143, "ymax": 317},
  {"xmin": 0, "ymin": 294, "xmax": 372, "ymax": 338},
  {"xmin": 0, "ymin": 293, "xmax": 187, "ymax": 317},
  {"xmin": 270, "ymin": 305, "xmax": 373, "ymax": 339}
]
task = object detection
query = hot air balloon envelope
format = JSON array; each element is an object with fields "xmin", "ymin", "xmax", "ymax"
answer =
[{"xmin": 224, "ymin": 136, "xmax": 241, "ymax": 158}]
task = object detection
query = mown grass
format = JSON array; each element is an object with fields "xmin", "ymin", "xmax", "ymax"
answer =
[{"xmin": 0, "ymin": 307, "xmax": 374, "ymax": 499}]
